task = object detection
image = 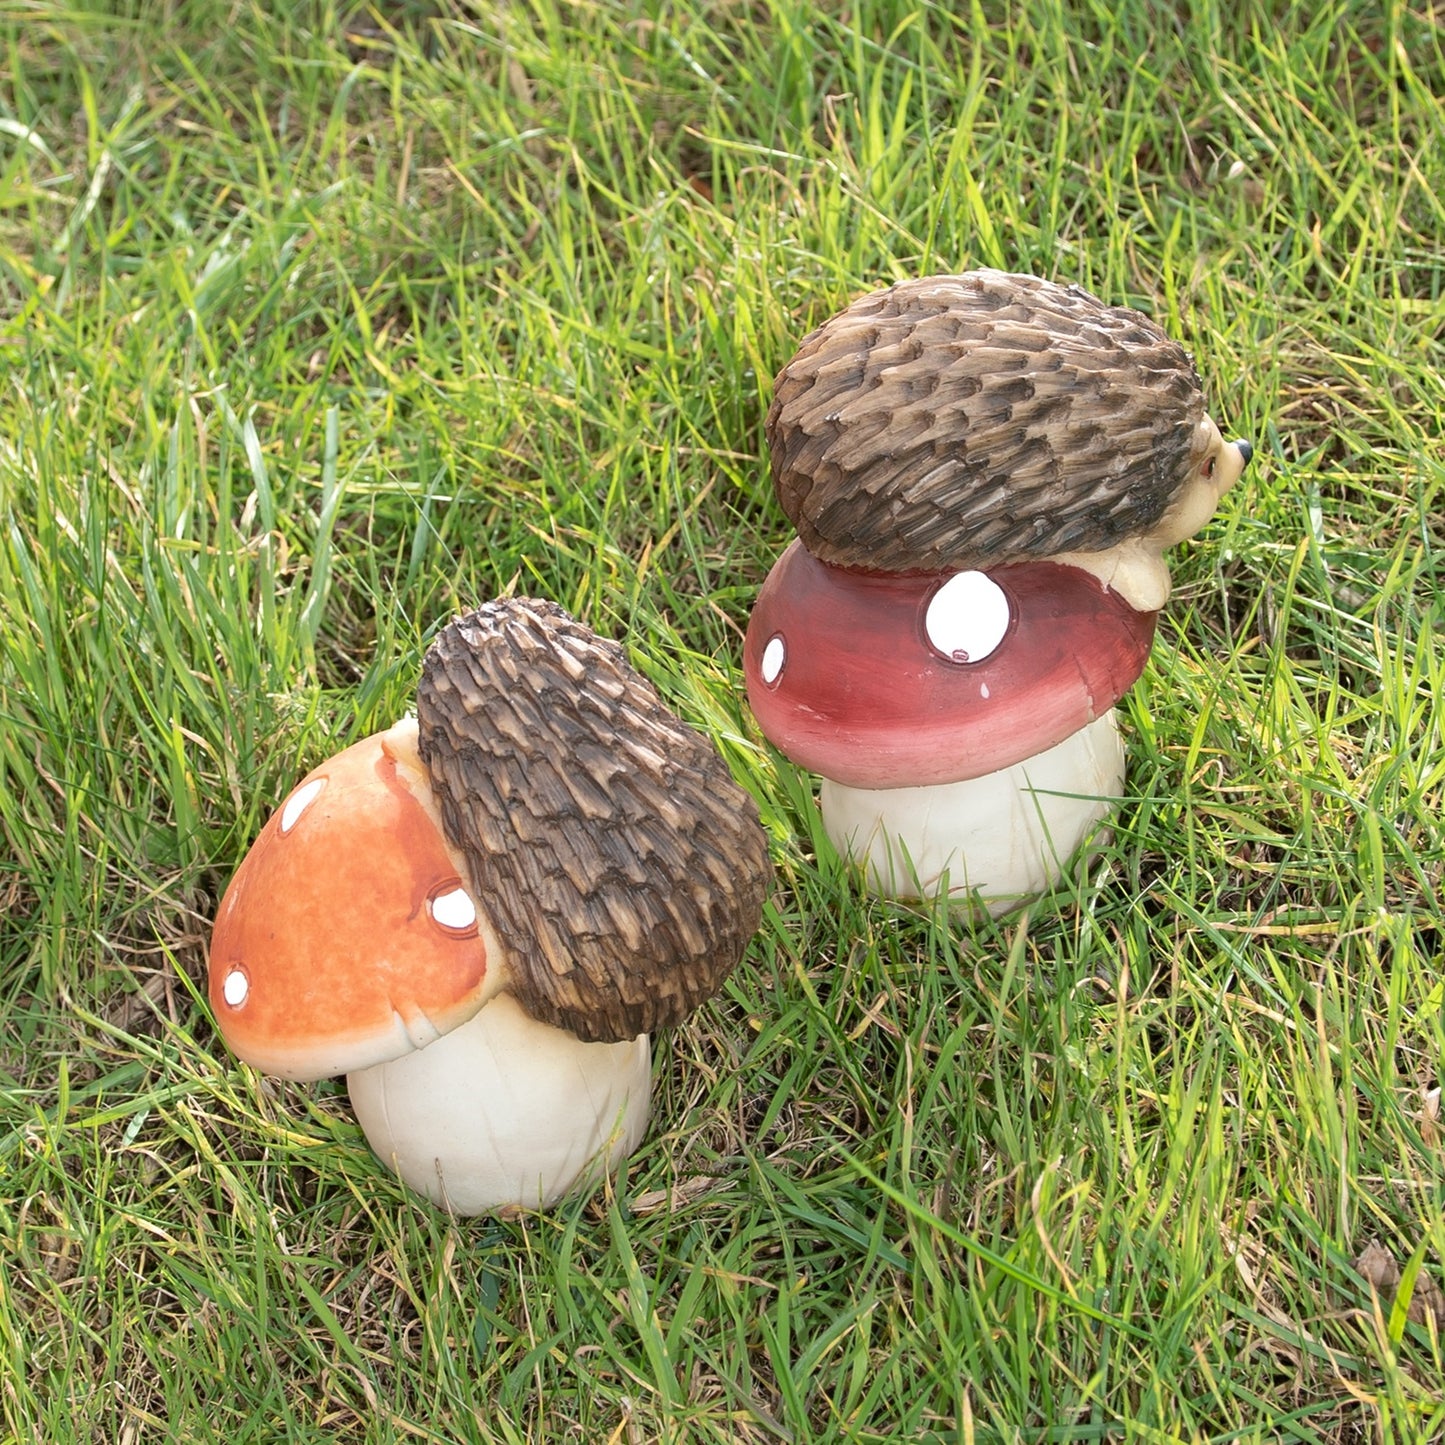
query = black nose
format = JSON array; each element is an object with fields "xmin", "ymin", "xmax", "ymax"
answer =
[{"xmin": 1235, "ymin": 439, "xmax": 1254, "ymax": 467}]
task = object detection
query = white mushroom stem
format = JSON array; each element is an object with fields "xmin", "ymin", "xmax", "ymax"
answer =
[
  {"xmin": 347, "ymin": 993, "xmax": 652, "ymax": 1214},
  {"xmin": 817, "ymin": 713, "xmax": 1124, "ymax": 913}
]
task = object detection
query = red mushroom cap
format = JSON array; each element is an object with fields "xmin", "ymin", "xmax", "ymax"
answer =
[
  {"xmin": 743, "ymin": 539, "xmax": 1157, "ymax": 790},
  {"xmin": 208, "ymin": 722, "xmax": 496, "ymax": 1081}
]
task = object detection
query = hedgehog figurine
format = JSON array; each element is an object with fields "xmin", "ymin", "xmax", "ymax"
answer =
[
  {"xmin": 209, "ymin": 599, "xmax": 773, "ymax": 1215},
  {"xmin": 743, "ymin": 271, "xmax": 1253, "ymax": 912}
]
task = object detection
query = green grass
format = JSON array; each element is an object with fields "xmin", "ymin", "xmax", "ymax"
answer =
[{"xmin": 1, "ymin": 0, "xmax": 1443, "ymax": 1438}]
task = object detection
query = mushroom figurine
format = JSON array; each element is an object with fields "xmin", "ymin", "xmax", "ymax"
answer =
[
  {"xmin": 209, "ymin": 599, "xmax": 772, "ymax": 1214},
  {"xmin": 744, "ymin": 271, "xmax": 1253, "ymax": 912}
]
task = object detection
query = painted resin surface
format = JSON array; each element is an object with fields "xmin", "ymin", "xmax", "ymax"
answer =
[
  {"xmin": 744, "ymin": 540, "xmax": 1156, "ymax": 790},
  {"xmin": 349, "ymin": 995, "xmax": 652, "ymax": 1214},
  {"xmin": 819, "ymin": 712, "xmax": 1124, "ymax": 910}
]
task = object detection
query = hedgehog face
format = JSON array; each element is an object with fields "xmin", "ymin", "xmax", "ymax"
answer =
[{"xmin": 1147, "ymin": 417, "xmax": 1252, "ymax": 549}]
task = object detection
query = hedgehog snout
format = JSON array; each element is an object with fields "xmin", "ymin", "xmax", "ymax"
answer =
[{"xmin": 1234, "ymin": 439, "xmax": 1254, "ymax": 468}]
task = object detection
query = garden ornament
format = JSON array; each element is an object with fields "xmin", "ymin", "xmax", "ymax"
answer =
[
  {"xmin": 209, "ymin": 599, "xmax": 772, "ymax": 1214},
  {"xmin": 744, "ymin": 271, "xmax": 1252, "ymax": 911}
]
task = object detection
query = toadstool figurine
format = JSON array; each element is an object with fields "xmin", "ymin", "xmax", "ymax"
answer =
[
  {"xmin": 744, "ymin": 271, "xmax": 1252, "ymax": 911},
  {"xmin": 209, "ymin": 599, "xmax": 772, "ymax": 1214}
]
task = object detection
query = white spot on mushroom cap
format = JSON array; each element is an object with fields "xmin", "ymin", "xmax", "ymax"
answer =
[
  {"xmin": 761, "ymin": 634, "xmax": 786, "ymax": 687},
  {"xmin": 429, "ymin": 886, "xmax": 477, "ymax": 932},
  {"xmin": 924, "ymin": 572, "xmax": 1011, "ymax": 665},
  {"xmin": 280, "ymin": 777, "xmax": 327, "ymax": 834},
  {"xmin": 223, "ymin": 967, "xmax": 249, "ymax": 1008}
]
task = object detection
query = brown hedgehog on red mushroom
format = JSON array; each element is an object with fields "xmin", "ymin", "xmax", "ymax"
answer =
[{"xmin": 745, "ymin": 271, "xmax": 1252, "ymax": 910}]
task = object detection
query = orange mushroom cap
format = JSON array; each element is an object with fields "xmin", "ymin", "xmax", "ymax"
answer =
[{"xmin": 208, "ymin": 720, "xmax": 500, "ymax": 1081}]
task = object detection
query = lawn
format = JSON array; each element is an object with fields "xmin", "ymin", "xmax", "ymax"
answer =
[{"xmin": 1, "ymin": 1, "xmax": 1443, "ymax": 1440}]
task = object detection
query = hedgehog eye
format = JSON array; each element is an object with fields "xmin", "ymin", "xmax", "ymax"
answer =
[{"xmin": 1204, "ymin": 456, "xmax": 1217, "ymax": 479}]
